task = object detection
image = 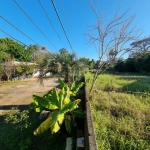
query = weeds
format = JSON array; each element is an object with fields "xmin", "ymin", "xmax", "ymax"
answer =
[
  {"xmin": 0, "ymin": 107, "xmax": 68, "ymax": 150},
  {"xmin": 86, "ymin": 72, "xmax": 150, "ymax": 150}
]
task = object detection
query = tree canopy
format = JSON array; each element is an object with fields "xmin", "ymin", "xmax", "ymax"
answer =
[{"xmin": 0, "ymin": 38, "xmax": 32, "ymax": 62}]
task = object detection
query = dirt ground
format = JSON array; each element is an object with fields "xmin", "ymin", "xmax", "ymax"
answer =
[{"xmin": 0, "ymin": 77, "xmax": 59, "ymax": 116}]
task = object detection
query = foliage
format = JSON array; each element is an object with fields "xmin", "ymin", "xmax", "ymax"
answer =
[
  {"xmin": 27, "ymin": 44, "xmax": 49, "ymax": 65},
  {"xmin": 0, "ymin": 38, "xmax": 49, "ymax": 68},
  {"xmin": 0, "ymin": 38, "xmax": 32, "ymax": 62},
  {"xmin": 0, "ymin": 64, "xmax": 4, "ymax": 80},
  {"xmin": 39, "ymin": 48, "xmax": 87, "ymax": 84},
  {"xmin": 86, "ymin": 73, "xmax": 150, "ymax": 150},
  {"xmin": 31, "ymin": 78, "xmax": 84, "ymax": 135},
  {"xmin": 55, "ymin": 49, "xmax": 78, "ymax": 83},
  {"xmin": 0, "ymin": 42, "xmax": 8, "ymax": 62},
  {"xmin": 0, "ymin": 110, "xmax": 68, "ymax": 150},
  {"xmin": 114, "ymin": 51, "xmax": 150, "ymax": 73},
  {"xmin": 16, "ymin": 63, "xmax": 35, "ymax": 75},
  {"xmin": 4, "ymin": 107, "xmax": 30, "ymax": 147},
  {"xmin": 78, "ymin": 57, "xmax": 95, "ymax": 69},
  {"xmin": 4, "ymin": 107, "xmax": 29, "ymax": 130}
]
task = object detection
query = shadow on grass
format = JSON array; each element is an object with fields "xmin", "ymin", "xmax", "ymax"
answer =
[
  {"xmin": 0, "ymin": 104, "xmax": 70, "ymax": 150},
  {"xmin": 0, "ymin": 104, "xmax": 30, "ymax": 124},
  {"xmin": 102, "ymin": 72, "xmax": 150, "ymax": 93},
  {"xmin": 0, "ymin": 104, "xmax": 29, "ymax": 110},
  {"xmin": 118, "ymin": 76, "xmax": 150, "ymax": 93}
]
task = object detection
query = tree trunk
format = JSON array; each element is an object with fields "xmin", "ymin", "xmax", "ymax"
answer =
[
  {"xmin": 7, "ymin": 75, "xmax": 10, "ymax": 81},
  {"xmin": 89, "ymin": 72, "xmax": 99, "ymax": 96}
]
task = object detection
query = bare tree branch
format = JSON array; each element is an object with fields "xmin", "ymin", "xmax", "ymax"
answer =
[{"xmin": 86, "ymin": 4, "xmax": 141, "ymax": 95}]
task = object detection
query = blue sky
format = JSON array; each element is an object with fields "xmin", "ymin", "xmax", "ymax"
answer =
[{"xmin": 0, "ymin": 0, "xmax": 150, "ymax": 60}]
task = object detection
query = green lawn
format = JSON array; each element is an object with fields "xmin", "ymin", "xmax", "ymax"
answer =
[{"xmin": 86, "ymin": 72, "xmax": 150, "ymax": 150}]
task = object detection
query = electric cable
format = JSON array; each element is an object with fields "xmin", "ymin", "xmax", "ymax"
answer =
[
  {"xmin": 0, "ymin": 15, "xmax": 41, "ymax": 47},
  {"xmin": 59, "ymin": 0, "xmax": 77, "ymax": 49},
  {"xmin": 51, "ymin": 0, "xmax": 74, "ymax": 52},
  {"xmin": 38, "ymin": 0, "xmax": 66, "ymax": 48},
  {"xmin": 14, "ymin": 0, "xmax": 57, "ymax": 50},
  {"xmin": 0, "ymin": 28, "xmax": 28, "ymax": 47}
]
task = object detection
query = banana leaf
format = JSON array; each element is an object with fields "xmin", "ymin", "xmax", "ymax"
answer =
[
  {"xmin": 32, "ymin": 95, "xmax": 58, "ymax": 110},
  {"xmin": 60, "ymin": 99, "xmax": 80, "ymax": 114},
  {"xmin": 34, "ymin": 116, "xmax": 52, "ymax": 135},
  {"xmin": 71, "ymin": 82, "xmax": 84, "ymax": 96},
  {"xmin": 50, "ymin": 111, "xmax": 64, "ymax": 134},
  {"xmin": 43, "ymin": 90, "xmax": 53, "ymax": 98},
  {"xmin": 65, "ymin": 117, "xmax": 72, "ymax": 133},
  {"xmin": 70, "ymin": 109, "xmax": 85, "ymax": 118},
  {"xmin": 51, "ymin": 88, "xmax": 60, "ymax": 108},
  {"xmin": 35, "ymin": 107, "xmax": 44, "ymax": 112},
  {"xmin": 58, "ymin": 78, "xmax": 65, "ymax": 88}
]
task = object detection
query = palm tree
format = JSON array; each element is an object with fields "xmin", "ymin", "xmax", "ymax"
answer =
[{"xmin": 38, "ymin": 48, "xmax": 87, "ymax": 85}]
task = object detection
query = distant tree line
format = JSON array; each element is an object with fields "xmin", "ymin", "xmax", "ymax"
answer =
[{"xmin": 113, "ymin": 37, "xmax": 150, "ymax": 73}]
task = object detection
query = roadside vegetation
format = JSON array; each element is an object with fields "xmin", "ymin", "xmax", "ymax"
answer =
[
  {"xmin": 86, "ymin": 72, "xmax": 150, "ymax": 150},
  {"xmin": 0, "ymin": 107, "xmax": 68, "ymax": 150},
  {"xmin": 0, "ymin": 77, "xmax": 85, "ymax": 150},
  {"xmin": 0, "ymin": 37, "xmax": 90, "ymax": 150},
  {"xmin": 1, "ymin": 2, "xmax": 150, "ymax": 149}
]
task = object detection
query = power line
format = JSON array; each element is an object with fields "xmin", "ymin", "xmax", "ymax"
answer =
[
  {"xmin": 50, "ymin": 0, "xmax": 74, "ymax": 52},
  {"xmin": 14, "ymin": 0, "xmax": 57, "ymax": 50},
  {"xmin": 38, "ymin": 0, "xmax": 66, "ymax": 48},
  {"xmin": 0, "ymin": 28, "xmax": 50, "ymax": 63},
  {"xmin": 0, "ymin": 28, "xmax": 28, "ymax": 47},
  {"xmin": 0, "ymin": 15, "xmax": 41, "ymax": 47},
  {"xmin": 59, "ymin": 0, "xmax": 77, "ymax": 49}
]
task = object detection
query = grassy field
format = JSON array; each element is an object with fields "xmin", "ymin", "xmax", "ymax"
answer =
[{"xmin": 85, "ymin": 72, "xmax": 150, "ymax": 150}]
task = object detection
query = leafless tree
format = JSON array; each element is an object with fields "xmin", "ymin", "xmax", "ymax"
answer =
[
  {"xmin": 86, "ymin": 1, "xmax": 140, "ymax": 95},
  {"xmin": 4, "ymin": 57, "xmax": 14, "ymax": 81}
]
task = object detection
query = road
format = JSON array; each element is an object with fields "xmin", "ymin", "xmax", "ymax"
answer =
[{"xmin": 0, "ymin": 77, "xmax": 59, "ymax": 116}]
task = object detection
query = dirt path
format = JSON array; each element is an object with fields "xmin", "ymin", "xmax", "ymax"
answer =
[{"xmin": 0, "ymin": 77, "xmax": 59, "ymax": 116}]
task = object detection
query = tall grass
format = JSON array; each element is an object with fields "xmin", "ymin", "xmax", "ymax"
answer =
[
  {"xmin": 85, "ymin": 72, "xmax": 150, "ymax": 150},
  {"xmin": 86, "ymin": 72, "xmax": 150, "ymax": 93}
]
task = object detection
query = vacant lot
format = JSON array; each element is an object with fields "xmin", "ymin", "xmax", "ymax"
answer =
[
  {"xmin": 0, "ymin": 77, "xmax": 59, "ymax": 117},
  {"xmin": 86, "ymin": 72, "xmax": 150, "ymax": 150}
]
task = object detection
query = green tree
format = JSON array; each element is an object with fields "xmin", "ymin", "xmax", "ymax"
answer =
[
  {"xmin": 57, "ymin": 49, "xmax": 87, "ymax": 83},
  {"xmin": 38, "ymin": 49, "xmax": 87, "ymax": 84},
  {"xmin": 16, "ymin": 63, "xmax": 35, "ymax": 76},
  {"xmin": 58, "ymin": 49, "xmax": 76, "ymax": 83},
  {"xmin": 89, "ymin": 59, "xmax": 95, "ymax": 69},
  {"xmin": 0, "ymin": 42, "xmax": 8, "ymax": 62},
  {"xmin": 134, "ymin": 52, "xmax": 150, "ymax": 73},
  {"xmin": 114, "ymin": 60, "xmax": 125, "ymax": 72},
  {"xmin": 27, "ymin": 44, "xmax": 48, "ymax": 65},
  {"xmin": 0, "ymin": 65, "xmax": 4, "ymax": 82},
  {"xmin": 0, "ymin": 38, "xmax": 32, "ymax": 62},
  {"xmin": 124, "ymin": 58, "xmax": 136, "ymax": 72}
]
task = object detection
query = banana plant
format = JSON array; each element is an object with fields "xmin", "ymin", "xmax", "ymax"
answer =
[{"xmin": 32, "ymin": 78, "xmax": 84, "ymax": 135}]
